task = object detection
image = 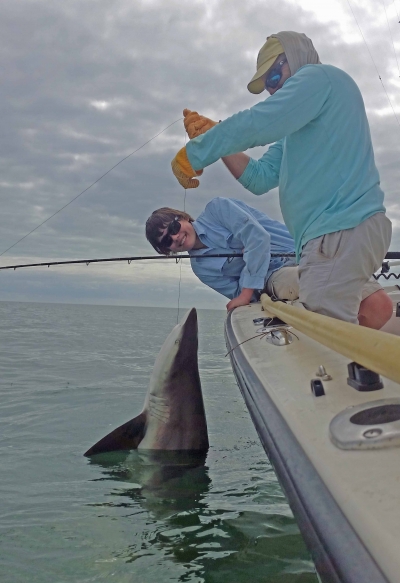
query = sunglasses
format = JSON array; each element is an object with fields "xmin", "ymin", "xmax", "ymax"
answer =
[
  {"xmin": 159, "ymin": 217, "xmax": 181, "ymax": 250},
  {"xmin": 265, "ymin": 57, "xmax": 287, "ymax": 90}
]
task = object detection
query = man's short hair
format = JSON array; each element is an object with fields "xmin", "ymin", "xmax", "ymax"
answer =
[{"xmin": 145, "ymin": 207, "xmax": 194, "ymax": 255}]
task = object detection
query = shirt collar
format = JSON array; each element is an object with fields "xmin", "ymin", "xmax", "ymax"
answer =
[
  {"xmin": 192, "ymin": 220, "xmax": 205, "ymax": 237},
  {"xmin": 190, "ymin": 221, "xmax": 211, "ymax": 255}
]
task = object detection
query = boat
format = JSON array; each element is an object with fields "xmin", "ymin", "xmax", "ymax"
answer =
[{"xmin": 225, "ymin": 284, "xmax": 400, "ymax": 583}]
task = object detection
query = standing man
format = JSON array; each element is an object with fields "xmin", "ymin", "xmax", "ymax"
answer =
[{"xmin": 170, "ymin": 31, "xmax": 393, "ymax": 329}]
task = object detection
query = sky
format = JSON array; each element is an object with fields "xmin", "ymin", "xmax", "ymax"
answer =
[{"xmin": 0, "ymin": 0, "xmax": 399, "ymax": 309}]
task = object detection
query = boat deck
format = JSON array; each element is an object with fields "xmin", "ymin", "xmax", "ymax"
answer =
[{"xmin": 225, "ymin": 286, "xmax": 400, "ymax": 583}]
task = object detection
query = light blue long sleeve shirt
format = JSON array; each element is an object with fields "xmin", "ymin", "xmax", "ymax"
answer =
[
  {"xmin": 186, "ymin": 64, "xmax": 386, "ymax": 260},
  {"xmin": 189, "ymin": 197, "xmax": 295, "ymax": 300}
]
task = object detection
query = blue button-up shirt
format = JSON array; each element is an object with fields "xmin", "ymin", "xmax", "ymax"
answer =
[{"xmin": 189, "ymin": 198, "xmax": 295, "ymax": 300}]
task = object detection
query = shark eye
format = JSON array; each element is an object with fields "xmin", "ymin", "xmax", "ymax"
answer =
[{"xmin": 175, "ymin": 340, "xmax": 180, "ymax": 345}]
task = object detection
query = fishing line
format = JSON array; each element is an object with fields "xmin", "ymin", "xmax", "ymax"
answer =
[
  {"xmin": 176, "ymin": 130, "xmax": 188, "ymax": 324},
  {"xmin": 176, "ymin": 250, "xmax": 183, "ymax": 323},
  {"xmin": 346, "ymin": 0, "xmax": 400, "ymax": 126},
  {"xmin": 381, "ymin": 0, "xmax": 400, "ymax": 77},
  {"xmin": 0, "ymin": 117, "xmax": 183, "ymax": 258},
  {"xmin": 393, "ymin": 0, "xmax": 400, "ymax": 22},
  {"xmin": 176, "ymin": 258, "xmax": 183, "ymax": 324}
]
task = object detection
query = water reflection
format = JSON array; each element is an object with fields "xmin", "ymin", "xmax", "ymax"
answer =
[
  {"xmin": 88, "ymin": 451, "xmax": 316, "ymax": 583},
  {"xmin": 89, "ymin": 449, "xmax": 211, "ymax": 519}
]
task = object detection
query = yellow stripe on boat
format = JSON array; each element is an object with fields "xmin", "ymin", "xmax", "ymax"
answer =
[{"xmin": 261, "ymin": 294, "xmax": 400, "ymax": 385}]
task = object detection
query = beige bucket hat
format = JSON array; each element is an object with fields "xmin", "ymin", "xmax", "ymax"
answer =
[{"xmin": 247, "ymin": 37, "xmax": 284, "ymax": 94}]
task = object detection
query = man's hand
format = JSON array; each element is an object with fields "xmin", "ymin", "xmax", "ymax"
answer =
[
  {"xmin": 183, "ymin": 109, "xmax": 218, "ymax": 139},
  {"xmin": 171, "ymin": 146, "xmax": 203, "ymax": 189},
  {"xmin": 226, "ymin": 288, "xmax": 254, "ymax": 311}
]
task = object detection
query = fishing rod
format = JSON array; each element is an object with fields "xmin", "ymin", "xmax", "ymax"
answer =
[
  {"xmin": 0, "ymin": 252, "xmax": 296, "ymax": 271},
  {"xmin": 2, "ymin": 251, "xmax": 400, "ymax": 273}
]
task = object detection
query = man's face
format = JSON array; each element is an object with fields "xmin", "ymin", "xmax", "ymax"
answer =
[
  {"xmin": 158, "ymin": 219, "xmax": 197, "ymax": 253},
  {"xmin": 263, "ymin": 53, "xmax": 291, "ymax": 95}
]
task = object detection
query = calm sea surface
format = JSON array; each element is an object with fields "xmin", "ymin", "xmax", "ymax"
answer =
[{"xmin": 0, "ymin": 301, "xmax": 316, "ymax": 583}]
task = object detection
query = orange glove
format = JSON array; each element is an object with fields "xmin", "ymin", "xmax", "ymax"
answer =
[
  {"xmin": 183, "ymin": 108, "xmax": 218, "ymax": 139},
  {"xmin": 171, "ymin": 147, "xmax": 203, "ymax": 189}
]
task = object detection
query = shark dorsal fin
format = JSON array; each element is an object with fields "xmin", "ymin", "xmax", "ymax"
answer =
[{"xmin": 84, "ymin": 412, "xmax": 147, "ymax": 456}]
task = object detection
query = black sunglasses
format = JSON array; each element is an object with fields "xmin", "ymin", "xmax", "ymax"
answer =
[
  {"xmin": 159, "ymin": 217, "xmax": 181, "ymax": 250},
  {"xmin": 265, "ymin": 57, "xmax": 287, "ymax": 90}
]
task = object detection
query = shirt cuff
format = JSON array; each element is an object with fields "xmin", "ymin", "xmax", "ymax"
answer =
[
  {"xmin": 236, "ymin": 158, "xmax": 263, "ymax": 194},
  {"xmin": 186, "ymin": 142, "xmax": 199, "ymax": 171},
  {"xmin": 241, "ymin": 273, "xmax": 267, "ymax": 290}
]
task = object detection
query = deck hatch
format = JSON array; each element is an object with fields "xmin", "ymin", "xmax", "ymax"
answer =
[
  {"xmin": 350, "ymin": 404, "xmax": 400, "ymax": 425},
  {"xmin": 330, "ymin": 399, "xmax": 400, "ymax": 450}
]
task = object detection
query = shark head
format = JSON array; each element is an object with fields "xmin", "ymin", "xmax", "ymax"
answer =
[
  {"xmin": 84, "ymin": 308, "xmax": 209, "ymax": 456},
  {"xmin": 139, "ymin": 307, "xmax": 208, "ymax": 451}
]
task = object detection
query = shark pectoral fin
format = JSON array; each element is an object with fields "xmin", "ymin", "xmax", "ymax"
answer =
[{"xmin": 84, "ymin": 411, "xmax": 147, "ymax": 457}]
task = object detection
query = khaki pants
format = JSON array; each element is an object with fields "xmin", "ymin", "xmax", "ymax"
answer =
[
  {"xmin": 298, "ymin": 213, "xmax": 391, "ymax": 323},
  {"xmin": 265, "ymin": 213, "xmax": 391, "ymax": 323},
  {"xmin": 265, "ymin": 265, "xmax": 299, "ymax": 301},
  {"xmin": 266, "ymin": 265, "xmax": 382, "ymax": 303}
]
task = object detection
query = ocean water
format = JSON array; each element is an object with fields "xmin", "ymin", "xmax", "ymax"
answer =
[{"xmin": 0, "ymin": 301, "xmax": 316, "ymax": 583}]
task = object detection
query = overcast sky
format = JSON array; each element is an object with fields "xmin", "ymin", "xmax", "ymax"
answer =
[{"xmin": 0, "ymin": 0, "xmax": 399, "ymax": 309}]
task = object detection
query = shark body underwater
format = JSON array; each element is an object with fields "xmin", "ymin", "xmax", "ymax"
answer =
[{"xmin": 84, "ymin": 308, "xmax": 209, "ymax": 457}]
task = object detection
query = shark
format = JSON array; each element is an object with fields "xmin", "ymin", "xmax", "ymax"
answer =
[{"xmin": 84, "ymin": 307, "xmax": 209, "ymax": 456}]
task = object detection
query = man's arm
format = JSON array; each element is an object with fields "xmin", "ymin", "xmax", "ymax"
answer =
[
  {"xmin": 205, "ymin": 198, "xmax": 272, "ymax": 292},
  {"xmin": 183, "ymin": 110, "xmax": 251, "ymax": 180},
  {"xmin": 237, "ymin": 141, "xmax": 282, "ymax": 195},
  {"xmin": 221, "ymin": 153, "xmax": 250, "ymax": 179},
  {"xmin": 226, "ymin": 287, "xmax": 254, "ymax": 311},
  {"xmin": 186, "ymin": 66, "xmax": 331, "ymax": 171}
]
